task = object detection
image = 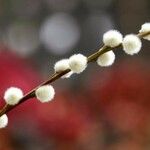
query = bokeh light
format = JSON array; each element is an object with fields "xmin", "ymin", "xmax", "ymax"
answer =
[
  {"xmin": 4, "ymin": 23, "xmax": 39, "ymax": 57},
  {"xmin": 40, "ymin": 13, "xmax": 80, "ymax": 55}
]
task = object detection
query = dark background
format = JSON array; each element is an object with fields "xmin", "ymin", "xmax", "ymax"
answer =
[{"xmin": 0, "ymin": 0, "xmax": 150, "ymax": 149}]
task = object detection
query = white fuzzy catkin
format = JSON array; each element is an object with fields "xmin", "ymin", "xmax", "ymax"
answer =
[
  {"xmin": 35, "ymin": 85, "xmax": 55, "ymax": 103},
  {"xmin": 122, "ymin": 34, "xmax": 142, "ymax": 55},
  {"xmin": 0, "ymin": 114, "xmax": 8, "ymax": 128},
  {"xmin": 103, "ymin": 30, "xmax": 123, "ymax": 47},
  {"xmin": 4, "ymin": 87, "xmax": 23, "ymax": 105},
  {"xmin": 97, "ymin": 51, "xmax": 115, "ymax": 67},
  {"xmin": 139, "ymin": 22, "xmax": 150, "ymax": 41},
  {"xmin": 54, "ymin": 59, "xmax": 73, "ymax": 78},
  {"xmin": 69, "ymin": 54, "xmax": 87, "ymax": 74}
]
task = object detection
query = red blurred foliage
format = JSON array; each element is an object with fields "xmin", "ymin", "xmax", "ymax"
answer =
[
  {"xmin": 0, "ymin": 47, "xmax": 43, "ymax": 149},
  {"xmin": 33, "ymin": 58, "xmax": 150, "ymax": 147},
  {"xmin": 0, "ymin": 130, "xmax": 13, "ymax": 150},
  {"xmin": 0, "ymin": 46, "xmax": 150, "ymax": 150},
  {"xmin": 0, "ymin": 50, "xmax": 42, "ymax": 119},
  {"xmin": 36, "ymin": 90, "xmax": 94, "ymax": 141},
  {"xmin": 87, "ymin": 58, "xmax": 150, "ymax": 134}
]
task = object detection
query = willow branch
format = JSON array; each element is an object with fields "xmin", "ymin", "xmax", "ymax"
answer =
[{"xmin": 0, "ymin": 31, "xmax": 149, "ymax": 117}]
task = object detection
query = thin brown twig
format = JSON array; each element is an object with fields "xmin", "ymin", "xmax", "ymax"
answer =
[{"xmin": 0, "ymin": 31, "xmax": 149, "ymax": 117}]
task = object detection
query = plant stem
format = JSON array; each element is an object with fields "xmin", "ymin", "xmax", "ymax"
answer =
[{"xmin": 0, "ymin": 31, "xmax": 149, "ymax": 117}]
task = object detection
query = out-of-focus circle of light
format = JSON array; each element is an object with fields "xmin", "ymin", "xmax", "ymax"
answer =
[
  {"xmin": 44, "ymin": 0, "xmax": 79, "ymax": 11},
  {"xmin": 40, "ymin": 13, "xmax": 80, "ymax": 55},
  {"xmin": 4, "ymin": 23, "xmax": 39, "ymax": 57}
]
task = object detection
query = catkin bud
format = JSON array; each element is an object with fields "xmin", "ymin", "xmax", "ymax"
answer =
[
  {"xmin": 54, "ymin": 59, "xmax": 73, "ymax": 78},
  {"xmin": 35, "ymin": 85, "xmax": 55, "ymax": 103},
  {"xmin": 122, "ymin": 34, "xmax": 142, "ymax": 55},
  {"xmin": 4, "ymin": 87, "xmax": 23, "ymax": 105},
  {"xmin": 97, "ymin": 51, "xmax": 115, "ymax": 67},
  {"xmin": 69, "ymin": 54, "xmax": 87, "ymax": 74},
  {"xmin": 103, "ymin": 30, "xmax": 123, "ymax": 47},
  {"xmin": 0, "ymin": 114, "xmax": 8, "ymax": 128},
  {"xmin": 139, "ymin": 22, "xmax": 150, "ymax": 41}
]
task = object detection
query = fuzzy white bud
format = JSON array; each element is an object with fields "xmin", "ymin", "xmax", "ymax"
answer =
[
  {"xmin": 69, "ymin": 54, "xmax": 87, "ymax": 74},
  {"xmin": 0, "ymin": 114, "xmax": 8, "ymax": 128},
  {"xmin": 4, "ymin": 87, "xmax": 23, "ymax": 105},
  {"xmin": 35, "ymin": 85, "xmax": 55, "ymax": 103},
  {"xmin": 103, "ymin": 30, "xmax": 123, "ymax": 47},
  {"xmin": 139, "ymin": 23, "xmax": 150, "ymax": 41},
  {"xmin": 54, "ymin": 59, "xmax": 73, "ymax": 78},
  {"xmin": 97, "ymin": 51, "xmax": 115, "ymax": 67},
  {"xmin": 122, "ymin": 34, "xmax": 142, "ymax": 55}
]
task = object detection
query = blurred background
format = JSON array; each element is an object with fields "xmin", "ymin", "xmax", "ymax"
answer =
[{"xmin": 0, "ymin": 0, "xmax": 150, "ymax": 149}]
